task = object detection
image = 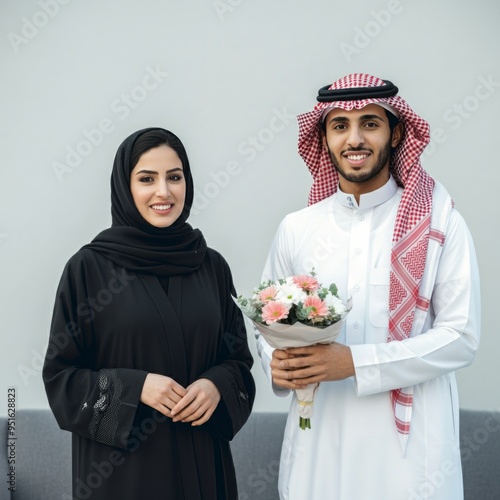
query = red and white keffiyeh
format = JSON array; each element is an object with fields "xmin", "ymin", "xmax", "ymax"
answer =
[{"xmin": 297, "ymin": 73, "xmax": 436, "ymax": 453}]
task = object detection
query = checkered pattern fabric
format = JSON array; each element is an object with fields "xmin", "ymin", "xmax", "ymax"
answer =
[{"xmin": 297, "ymin": 73, "xmax": 435, "ymax": 446}]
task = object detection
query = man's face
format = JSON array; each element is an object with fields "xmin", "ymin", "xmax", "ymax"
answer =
[{"xmin": 322, "ymin": 104, "xmax": 402, "ymax": 195}]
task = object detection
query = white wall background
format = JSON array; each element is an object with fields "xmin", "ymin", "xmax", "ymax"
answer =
[{"xmin": 1, "ymin": 0, "xmax": 498, "ymax": 417}]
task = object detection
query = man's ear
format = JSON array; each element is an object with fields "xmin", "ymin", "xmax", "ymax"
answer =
[{"xmin": 391, "ymin": 122, "xmax": 404, "ymax": 148}]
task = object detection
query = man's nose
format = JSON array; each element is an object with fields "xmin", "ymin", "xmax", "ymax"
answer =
[{"xmin": 347, "ymin": 126, "xmax": 364, "ymax": 147}]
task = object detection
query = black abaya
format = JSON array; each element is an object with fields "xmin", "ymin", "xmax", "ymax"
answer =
[{"xmin": 43, "ymin": 247, "xmax": 255, "ymax": 499}]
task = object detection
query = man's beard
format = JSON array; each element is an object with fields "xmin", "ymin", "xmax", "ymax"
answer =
[{"xmin": 328, "ymin": 137, "xmax": 393, "ymax": 184}]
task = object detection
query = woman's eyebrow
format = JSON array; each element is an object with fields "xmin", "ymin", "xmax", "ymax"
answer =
[{"xmin": 134, "ymin": 167, "xmax": 183, "ymax": 175}]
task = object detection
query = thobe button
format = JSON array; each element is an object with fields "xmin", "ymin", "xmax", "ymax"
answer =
[
  {"xmin": 354, "ymin": 285, "xmax": 360, "ymax": 292},
  {"xmin": 358, "ymin": 215, "xmax": 365, "ymax": 221},
  {"xmin": 353, "ymin": 321, "xmax": 360, "ymax": 329},
  {"xmin": 355, "ymin": 248, "xmax": 362, "ymax": 255}
]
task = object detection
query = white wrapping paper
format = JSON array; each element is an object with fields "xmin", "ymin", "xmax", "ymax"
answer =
[
  {"xmin": 233, "ymin": 296, "xmax": 350, "ymax": 429},
  {"xmin": 252, "ymin": 320, "xmax": 344, "ymax": 428}
]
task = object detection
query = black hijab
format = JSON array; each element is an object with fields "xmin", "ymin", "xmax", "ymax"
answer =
[{"xmin": 83, "ymin": 128, "xmax": 207, "ymax": 276}]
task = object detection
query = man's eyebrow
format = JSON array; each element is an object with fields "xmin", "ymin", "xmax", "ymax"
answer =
[
  {"xmin": 329, "ymin": 116, "xmax": 349, "ymax": 123},
  {"xmin": 328, "ymin": 114, "xmax": 384, "ymax": 124},
  {"xmin": 360, "ymin": 114, "xmax": 384, "ymax": 121}
]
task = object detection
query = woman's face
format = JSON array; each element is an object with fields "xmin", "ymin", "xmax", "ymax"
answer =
[{"xmin": 130, "ymin": 145, "xmax": 186, "ymax": 228}]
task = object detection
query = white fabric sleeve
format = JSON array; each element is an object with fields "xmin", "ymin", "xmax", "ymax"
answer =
[
  {"xmin": 256, "ymin": 217, "xmax": 294, "ymax": 398},
  {"xmin": 351, "ymin": 210, "xmax": 481, "ymax": 396}
]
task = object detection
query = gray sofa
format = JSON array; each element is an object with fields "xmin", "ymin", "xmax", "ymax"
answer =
[{"xmin": 1, "ymin": 409, "xmax": 499, "ymax": 499}]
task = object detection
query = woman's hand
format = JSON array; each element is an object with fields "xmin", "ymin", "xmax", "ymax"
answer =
[
  {"xmin": 140, "ymin": 373, "xmax": 187, "ymax": 418},
  {"xmin": 171, "ymin": 378, "xmax": 221, "ymax": 426}
]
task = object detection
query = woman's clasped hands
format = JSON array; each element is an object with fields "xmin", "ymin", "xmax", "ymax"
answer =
[{"xmin": 140, "ymin": 373, "xmax": 221, "ymax": 426}]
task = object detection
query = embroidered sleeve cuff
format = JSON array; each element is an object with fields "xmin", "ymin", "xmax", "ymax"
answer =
[{"xmin": 109, "ymin": 368, "xmax": 149, "ymax": 450}]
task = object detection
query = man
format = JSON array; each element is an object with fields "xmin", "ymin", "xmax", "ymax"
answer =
[{"xmin": 256, "ymin": 74, "xmax": 480, "ymax": 499}]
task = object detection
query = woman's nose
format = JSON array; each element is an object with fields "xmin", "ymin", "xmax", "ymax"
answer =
[{"xmin": 156, "ymin": 180, "xmax": 169, "ymax": 197}]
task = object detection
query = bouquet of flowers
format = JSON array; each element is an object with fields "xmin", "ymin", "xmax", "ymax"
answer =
[{"xmin": 234, "ymin": 270, "xmax": 350, "ymax": 429}]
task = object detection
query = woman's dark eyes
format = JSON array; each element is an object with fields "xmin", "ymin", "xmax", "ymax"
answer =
[{"xmin": 139, "ymin": 175, "xmax": 182, "ymax": 183}]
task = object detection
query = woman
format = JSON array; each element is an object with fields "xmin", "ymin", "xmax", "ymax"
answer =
[{"xmin": 43, "ymin": 127, "xmax": 255, "ymax": 499}]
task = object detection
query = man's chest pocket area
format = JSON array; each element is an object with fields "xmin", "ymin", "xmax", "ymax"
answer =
[{"xmin": 368, "ymin": 268, "xmax": 390, "ymax": 328}]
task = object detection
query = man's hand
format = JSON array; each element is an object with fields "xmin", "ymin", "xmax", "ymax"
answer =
[{"xmin": 270, "ymin": 343, "xmax": 355, "ymax": 389}]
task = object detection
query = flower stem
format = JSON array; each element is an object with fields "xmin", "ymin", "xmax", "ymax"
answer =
[{"xmin": 299, "ymin": 417, "xmax": 311, "ymax": 430}]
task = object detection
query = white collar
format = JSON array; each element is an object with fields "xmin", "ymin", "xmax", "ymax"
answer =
[{"xmin": 337, "ymin": 176, "xmax": 399, "ymax": 210}]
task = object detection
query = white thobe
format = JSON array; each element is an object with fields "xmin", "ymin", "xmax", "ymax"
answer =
[{"xmin": 257, "ymin": 177, "xmax": 480, "ymax": 500}]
